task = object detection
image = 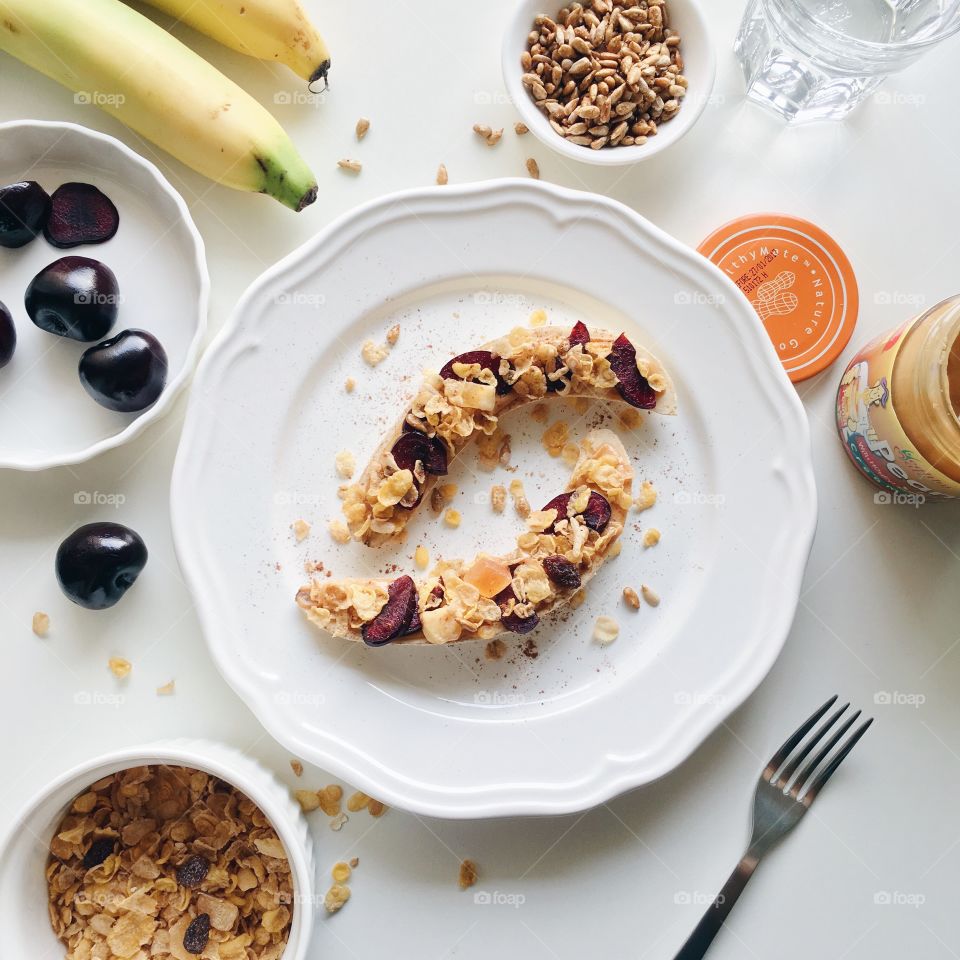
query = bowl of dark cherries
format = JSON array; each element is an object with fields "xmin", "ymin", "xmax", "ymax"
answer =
[{"xmin": 1, "ymin": 179, "xmax": 169, "ymax": 415}]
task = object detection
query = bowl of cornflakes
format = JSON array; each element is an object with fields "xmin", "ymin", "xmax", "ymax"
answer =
[{"xmin": 0, "ymin": 740, "xmax": 315, "ymax": 960}]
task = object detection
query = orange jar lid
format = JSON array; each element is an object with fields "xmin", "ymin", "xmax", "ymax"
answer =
[{"xmin": 698, "ymin": 214, "xmax": 858, "ymax": 383}]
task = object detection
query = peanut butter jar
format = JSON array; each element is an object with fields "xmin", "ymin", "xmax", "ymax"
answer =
[{"xmin": 836, "ymin": 296, "xmax": 960, "ymax": 500}]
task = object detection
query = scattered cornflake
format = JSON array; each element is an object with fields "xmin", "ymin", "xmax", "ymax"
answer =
[
  {"xmin": 643, "ymin": 528, "xmax": 661, "ymax": 548},
  {"xmin": 355, "ymin": 117, "xmax": 370, "ymax": 140},
  {"xmin": 491, "ymin": 484, "xmax": 507, "ymax": 514},
  {"xmin": 569, "ymin": 588, "xmax": 586, "ymax": 610},
  {"xmin": 345, "ymin": 377, "xmax": 356, "ymax": 393},
  {"xmin": 324, "ymin": 883, "xmax": 351, "ymax": 914},
  {"xmin": 444, "ymin": 508, "xmax": 462, "ymax": 529},
  {"xmin": 623, "ymin": 587, "xmax": 641, "ymax": 610},
  {"xmin": 436, "ymin": 163, "xmax": 449, "ymax": 185},
  {"xmin": 32, "ymin": 611, "xmax": 50, "ymax": 637},
  {"xmin": 330, "ymin": 812, "xmax": 349, "ymax": 831},
  {"xmin": 641, "ymin": 584, "xmax": 661, "ymax": 607},
  {"xmin": 529, "ymin": 308, "xmax": 547, "ymax": 327},
  {"xmin": 509, "ymin": 479, "xmax": 530, "ymax": 519},
  {"xmin": 618, "ymin": 407, "xmax": 644, "ymax": 430},
  {"xmin": 108, "ymin": 657, "xmax": 131, "ymax": 679},
  {"xmin": 515, "ymin": 121, "xmax": 529, "ymax": 135},
  {"xmin": 593, "ymin": 616, "xmax": 620, "ymax": 646},
  {"xmin": 541, "ymin": 419, "xmax": 569, "ymax": 456},
  {"xmin": 292, "ymin": 518, "xmax": 311, "ymax": 542},
  {"xmin": 346, "ymin": 791, "xmax": 370, "ymax": 813},
  {"xmin": 459, "ymin": 859, "xmax": 479, "ymax": 890},
  {"xmin": 290, "ymin": 760, "xmax": 304, "ymax": 777},
  {"xmin": 608, "ymin": 540, "xmax": 622, "ymax": 558},
  {"xmin": 530, "ymin": 403, "xmax": 549, "ymax": 423},
  {"xmin": 414, "ymin": 545, "xmax": 429, "ymax": 569},
  {"xmin": 294, "ymin": 789, "xmax": 321, "ymax": 813},
  {"xmin": 337, "ymin": 158, "xmax": 362, "ymax": 173},
  {"xmin": 335, "ymin": 450, "xmax": 356, "ymax": 479},
  {"xmin": 361, "ymin": 339, "xmax": 389, "ymax": 366},
  {"xmin": 560, "ymin": 442, "xmax": 580, "ymax": 466},
  {"xmin": 368, "ymin": 799, "xmax": 387, "ymax": 817},
  {"xmin": 155, "ymin": 679, "xmax": 176, "ymax": 696},
  {"xmin": 386, "ymin": 323, "xmax": 400, "ymax": 346},
  {"xmin": 526, "ymin": 157, "xmax": 540, "ymax": 179},
  {"xmin": 635, "ymin": 481, "xmax": 658, "ymax": 512},
  {"xmin": 329, "ymin": 519, "xmax": 351, "ymax": 544},
  {"xmin": 332, "ymin": 861, "xmax": 352, "ymax": 883},
  {"xmin": 318, "ymin": 784, "xmax": 343, "ymax": 816},
  {"xmin": 485, "ymin": 638, "xmax": 507, "ymax": 660}
]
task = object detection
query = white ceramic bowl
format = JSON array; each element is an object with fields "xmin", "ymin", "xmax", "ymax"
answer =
[
  {"xmin": 0, "ymin": 739, "xmax": 315, "ymax": 959},
  {"xmin": 502, "ymin": 0, "xmax": 716, "ymax": 165},
  {"xmin": 0, "ymin": 120, "xmax": 208, "ymax": 470}
]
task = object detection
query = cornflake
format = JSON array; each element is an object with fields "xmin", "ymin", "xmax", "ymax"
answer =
[
  {"xmin": 32, "ymin": 611, "xmax": 50, "ymax": 637},
  {"xmin": 491, "ymin": 484, "xmax": 507, "ymax": 514},
  {"xmin": 332, "ymin": 861, "xmax": 352, "ymax": 883},
  {"xmin": 292, "ymin": 518, "xmax": 311, "ymax": 542},
  {"xmin": 459, "ymin": 859, "xmax": 479, "ymax": 890},
  {"xmin": 361, "ymin": 340, "xmax": 389, "ymax": 366},
  {"xmin": 593, "ymin": 616, "xmax": 620, "ymax": 646},
  {"xmin": 529, "ymin": 308, "xmax": 547, "ymax": 327},
  {"xmin": 643, "ymin": 528, "xmax": 661, "ymax": 548},
  {"xmin": 156, "ymin": 679, "xmax": 176, "ymax": 696},
  {"xmin": 541, "ymin": 420, "xmax": 569, "ymax": 456},
  {"xmin": 329, "ymin": 813, "xmax": 349, "ymax": 831},
  {"xmin": 324, "ymin": 883, "xmax": 351, "ymax": 914},
  {"xmin": 294, "ymin": 789, "xmax": 320, "ymax": 813},
  {"xmin": 108, "ymin": 657, "xmax": 132, "ymax": 679},
  {"xmin": 635, "ymin": 481, "xmax": 658, "ymax": 512},
  {"xmin": 329, "ymin": 519, "xmax": 351, "ymax": 544},
  {"xmin": 368, "ymin": 799, "xmax": 387, "ymax": 818},
  {"xmin": 46, "ymin": 765, "xmax": 294, "ymax": 959},
  {"xmin": 335, "ymin": 450, "xmax": 356, "ymax": 479}
]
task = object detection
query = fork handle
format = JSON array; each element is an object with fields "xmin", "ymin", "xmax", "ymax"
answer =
[{"xmin": 672, "ymin": 852, "xmax": 760, "ymax": 960}]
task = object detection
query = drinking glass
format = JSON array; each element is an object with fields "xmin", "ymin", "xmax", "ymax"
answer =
[{"xmin": 734, "ymin": 0, "xmax": 960, "ymax": 122}]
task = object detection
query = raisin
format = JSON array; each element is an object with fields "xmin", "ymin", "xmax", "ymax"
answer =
[
  {"xmin": 391, "ymin": 430, "xmax": 448, "ymax": 476},
  {"xmin": 608, "ymin": 333, "xmax": 657, "ymax": 409},
  {"xmin": 541, "ymin": 490, "xmax": 612, "ymax": 534},
  {"xmin": 183, "ymin": 914, "xmax": 210, "ymax": 954},
  {"xmin": 493, "ymin": 585, "xmax": 540, "ymax": 635},
  {"xmin": 542, "ymin": 555, "xmax": 582, "ymax": 589},
  {"xmin": 175, "ymin": 855, "xmax": 209, "ymax": 889},
  {"xmin": 82, "ymin": 836, "xmax": 115, "ymax": 869},
  {"xmin": 362, "ymin": 575, "xmax": 418, "ymax": 646},
  {"xmin": 439, "ymin": 349, "xmax": 512, "ymax": 395},
  {"xmin": 568, "ymin": 320, "xmax": 591, "ymax": 348}
]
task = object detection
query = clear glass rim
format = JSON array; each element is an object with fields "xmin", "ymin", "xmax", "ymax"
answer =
[{"xmin": 764, "ymin": 0, "xmax": 960, "ymax": 54}]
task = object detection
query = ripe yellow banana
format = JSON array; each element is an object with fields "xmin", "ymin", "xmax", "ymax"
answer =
[
  {"xmin": 0, "ymin": 0, "xmax": 318, "ymax": 211},
  {"xmin": 136, "ymin": 0, "xmax": 332, "ymax": 86}
]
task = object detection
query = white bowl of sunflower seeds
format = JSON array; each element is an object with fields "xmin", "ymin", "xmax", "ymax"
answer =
[{"xmin": 503, "ymin": 0, "xmax": 716, "ymax": 165}]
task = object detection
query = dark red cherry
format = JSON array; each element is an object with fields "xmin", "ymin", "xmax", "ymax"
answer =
[
  {"xmin": 391, "ymin": 430, "xmax": 448, "ymax": 476},
  {"xmin": 541, "ymin": 490, "xmax": 612, "ymax": 533},
  {"xmin": 493, "ymin": 585, "xmax": 540, "ymax": 634},
  {"xmin": 56, "ymin": 522, "xmax": 148, "ymax": 610},
  {"xmin": 26, "ymin": 256, "xmax": 119, "ymax": 341},
  {"xmin": 568, "ymin": 321, "xmax": 590, "ymax": 348},
  {"xmin": 362, "ymin": 575, "xmax": 418, "ymax": 646},
  {"xmin": 0, "ymin": 301, "xmax": 15, "ymax": 368},
  {"xmin": 0, "ymin": 180, "xmax": 51, "ymax": 248},
  {"xmin": 79, "ymin": 329, "xmax": 167, "ymax": 413},
  {"xmin": 439, "ymin": 349, "xmax": 512, "ymax": 395},
  {"xmin": 608, "ymin": 333, "xmax": 657, "ymax": 409}
]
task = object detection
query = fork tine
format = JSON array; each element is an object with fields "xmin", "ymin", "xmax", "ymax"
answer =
[
  {"xmin": 788, "ymin": 709, "xmax": 861, "ymax": 798},
  {"xmin": 763, "ymin": 695, "xmax": 838, "ymax": 779},
  {"xmin": 801, "ymin": 718, "xmax": 873, "ymax": 806},
  {"xmin": 773, "ymin": 702, "xmax": 849, "ymax": 788}
]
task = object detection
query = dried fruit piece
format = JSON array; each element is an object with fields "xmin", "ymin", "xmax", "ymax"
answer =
[
  {"xmin": 568, "ymin": 320, "xmax": 591, "ymax": 348},
  {"xmin": 391, "ymin": 430, "xmax": 448, "ymax": 476},
  {"xmin": 459, "ymin": 859, "xmax": 479, "ymax": 889},
  {"xmin": 294, "ymin": 789, "xmax": 320, "ymax": 812},
  {"xmin": 44, "ymin": 183, "xmax": 119, "ymax": 248},
  {"xmin": 183, "ymin": 913, "xmax": 210, "ymax": 954},
  {"xmin": 291, "ymin": 759, "xmax": 304, "ymax": 777},
  {"xmin": 318, "ymin": 784, "xmax": 343, "ymax": 815},
  {"xmin": 494, "ymin": 585, "xmax": 539, "ymax": 634},
  {"xmin": 362, "ymin": 575, "xmax": 418, "ymax": 646},
  {"xmin": 368, "ymin": 799, "xmax": 387, "ymax": 817},
  {"xmin": 439, "ymin": 349, "xmax": 512, "ymax": 395},
  {"xmin": 356, "ymin": 117, "xmax": 370, "ymax": 140},
  {"xmin": 542, "ymin": 555, "xmax": 582, "ymax": 589},
  {"xmin": 464, "ymin": 555, "xmax": 513, "ymax": 598},
  {"xmin": 608, "ymin": 333, "xmax": 657, "ymax": 409},
  {"xmin": 444, "ymin": 508, "xmax": 461, "ymax": 528},
  {"xmin": 347, "ymin": 791, "xmax": 370, "ymax": 812},
  {"xmin": 541, "ymin": 490, "xmax": 611, "ymax": 533},
  {"xmin": 176, "ymin": 855, "xmax": 210, "ymax": 889},
  {"xmin": 82, "ymin": 836, "xmax": 115, "ymax": 869}
]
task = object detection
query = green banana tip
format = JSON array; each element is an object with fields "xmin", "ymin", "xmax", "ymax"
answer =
[{"xmin": 296, "ymin": 184, "xmax": 318, "ymax": 212}]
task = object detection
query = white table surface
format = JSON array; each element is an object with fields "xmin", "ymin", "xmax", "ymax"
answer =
[{"xmin": 2, "ymin": 1, "xmax": 959, "ymax": 958}]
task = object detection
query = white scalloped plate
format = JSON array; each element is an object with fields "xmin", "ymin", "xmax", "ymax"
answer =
[{"xmin": 171, "ymin": 180, "xmax": 816, "ymax": 819}]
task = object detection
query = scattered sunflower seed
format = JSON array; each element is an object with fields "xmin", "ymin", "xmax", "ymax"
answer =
[
  {"xmin": 526, "ymin": 157, "xmax": 540, "ymax": 179},
  {"xmin": 355, "ymin": 117, "xmax": 370, "ymax": 140},
  {"xmin": 436, "ymin": 163, "xmax": 448, "ymax": 185},
  {"xmin": 641, "ymin": 584, "xmax": 661, "ymax": 606},
  {"xmin": 337, "ymin": 159, "xmax": 362, "ymax": 173},
  {"xmin": 623, "ymin": 587, "xmax": 641, "ymax": 609},
  {"xmin": 515, "ymin": 121, "xmax": 529, "ymax": 135}
]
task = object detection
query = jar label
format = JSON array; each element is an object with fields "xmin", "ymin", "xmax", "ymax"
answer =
[{"xmin": 836, "ymin": 318, "xmax": 960, "ymax": 501}]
